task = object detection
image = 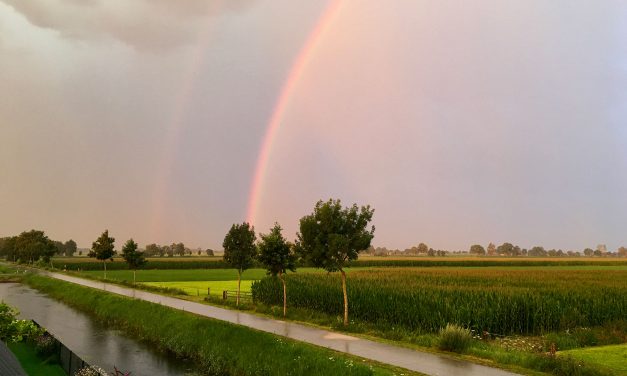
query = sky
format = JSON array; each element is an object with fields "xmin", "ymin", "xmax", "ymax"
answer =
[{"xmin": 1, "ymin": 0, "xmax": 626, "ymax": 251}]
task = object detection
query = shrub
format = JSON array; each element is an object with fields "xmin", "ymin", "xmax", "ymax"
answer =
[
  {"xmin": 438, "ymin": 324, "xmax": 472, "ymax": 353},
  {"xmin": 35, "ymin": 334, "xmax": 57, "ymax": 356}
]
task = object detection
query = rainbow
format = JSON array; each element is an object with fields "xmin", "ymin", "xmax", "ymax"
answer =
[
  {"xmin": 149, "ymin": 1, "xmax": 224, "ymax": 239},
  {"xmin": 245, "ymin": 0, "xmax": 344, "ymax": 225}
]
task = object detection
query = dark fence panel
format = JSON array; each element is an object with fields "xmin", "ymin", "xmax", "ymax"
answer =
[{"xmin": 32, "ymin": 320, "xmax": 97, "ymax": 376}]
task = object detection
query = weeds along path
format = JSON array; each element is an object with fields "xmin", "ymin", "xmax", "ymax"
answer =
[{"xmin": 43, "ymin": 272, "xmax": 519, "ymax": 376}]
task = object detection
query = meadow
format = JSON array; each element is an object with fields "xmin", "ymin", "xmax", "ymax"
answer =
[{"xmin": 563, "ymin": 344, "xmax": 627, "ymax": 375}]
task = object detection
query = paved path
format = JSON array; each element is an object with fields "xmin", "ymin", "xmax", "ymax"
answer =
[{"xmin": 44, "ymin": 272, "xmax": 519, "ymax": 376}]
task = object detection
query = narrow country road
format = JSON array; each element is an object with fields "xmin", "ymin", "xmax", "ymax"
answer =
[{"xmin": 43, "ymin": 272, "xmax": 519, "ymax": 376}]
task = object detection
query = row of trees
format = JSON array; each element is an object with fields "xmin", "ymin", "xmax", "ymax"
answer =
[
  {"xmin": 363, "ymin": 244, "xmax": 448, "ymax": 257},
  {"xmin": 469, "ymin": 243, "xmax": 627, "ymax": 257},
  {"xmin": 88, "ymin": 230, "xmax": 146, "ymax": 282},
  {"xmin": 222, "ymin": 199, "xmax": 375, "ymax": 325},
  {"xmin": 145, "ymin": 243, "xmax": 184, "ymax": 257},
  {"xmin": 0, "ymin": 231, "xmax": 77, "ymax": 263},
  {"xmin": 143, "ymin": 243, "xmax": 214, "ymax": 257},
  {"xmin": 365, "ymin": 242, "xmax": 627, "ymax": 258}
]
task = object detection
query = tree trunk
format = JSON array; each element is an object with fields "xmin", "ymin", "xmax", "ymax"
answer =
[
  {"xmin": 279, "ymin": 271, "xmax": 287, "ymax": 317},
  {"xmin": 341, "ymin": 269, "xmax": 348, "ymax": 326},
  {"xmin": 236, "ymin": 269, "xmax": 241, "ymax": 306},
  {"xmin": 104, "ymin": 261, "xmax": 107, "ymax": 279},
  {"xmin": 133, "ymin": 269, "xmax": 136, "ymax": 285}
]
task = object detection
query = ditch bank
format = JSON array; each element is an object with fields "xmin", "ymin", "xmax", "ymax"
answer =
[{"xmin": 0, "ymin": 283, "xmax": 191, "ymax": 376}]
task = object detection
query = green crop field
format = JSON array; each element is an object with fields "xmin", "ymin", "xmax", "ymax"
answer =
[
  {"xmin": 253, "ymin": 268, "xmax": 627, "ymax": 335},
  {"xmin": 79, "ymin": 267, "xmax": 373, "ymax": 282},
  {"xmin": 54, "ymin": 256, "xmax": 627, "ymax": 271}
]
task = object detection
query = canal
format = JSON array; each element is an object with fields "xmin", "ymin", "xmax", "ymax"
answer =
[{"xmin": 0, "ymin": 283, "xmax": 193, "ymax": 376}]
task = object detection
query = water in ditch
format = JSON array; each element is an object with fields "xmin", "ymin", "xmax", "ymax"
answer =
[{"xmin": 0, "ymin": 283, "xmax": 194, "ymax": 376}]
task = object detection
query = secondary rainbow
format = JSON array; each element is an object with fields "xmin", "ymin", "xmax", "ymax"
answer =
[
  {"xmin": 245, "ymin": 0, "xmax": 344, "ymax": 225},
  {"xmin": 150, "ymin": 2, "xmax": 224, "ymax": 239}
]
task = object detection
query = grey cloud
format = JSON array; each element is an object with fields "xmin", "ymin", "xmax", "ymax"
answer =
[{"xmin": 1, "ymin": 0, "xmax": 255, "ymax": 51}]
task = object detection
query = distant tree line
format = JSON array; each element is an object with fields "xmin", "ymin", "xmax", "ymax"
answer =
[
  {"xmin": 359, "ymin": 241, "xmax": 626, "ymax": 258},
  {"xmin": 143, "ymin": 243, "xmax": 214, "ymax": 257},
  {"xmin": 468, "ymin": 242, "xmax": 626, "ymax": 258},
  {"xmin": 361, "ymin": 243, "xmax": 448, "ymax": 257},
  {"xmin": 0, "ymin": 230, "xmax": 77, "ymax": 263}
]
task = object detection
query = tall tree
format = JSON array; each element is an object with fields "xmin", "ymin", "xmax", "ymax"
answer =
[
  {"xmin": 173, "ymin": 242, "xmax": 185, "ymax": 257},
  {"xmin": 0, "ymin": 237, "xmax": 17, "ymax": 261},
  {"xmin": 257, "ymin": 223, "xmax": 296, "ymax": 316},
  {"xmin": 89, "ymin": 230, "xmax": 116, "ymax": 279},
  {"xmin": 144, "ymin": 243, "xmax": 160, "ymax": 257},
  {"xmin": 296, "ymin": 199, "xmax": 375, "ymax": 326},
  {"xmin": 469, "ymin": 244, "xmax": 485, "ymax": 255},
  {"xmin": 64, "ymin": 239, "xmax": 77, "ymax": 257},
  {"xmin": 497, "ymin": 243, "xmax": 514, "ymax": 256},
  {"xmin": 53, "ymin": 241, "xmax": 66, "ymax": 256},
  {"xmin": 486, "ymin": 242, "xmax": 497, "ymax": 256},
  {"xmin": 164, "ymin": 245, "xmax": 174, "ymax": 257},
  {"xmin": 583, "ymin": 248, "xmax": 594, "ymax": 257},
  {"xmin": 223, "ymin": 223, "xmax": 257, "ymax": 306},
  {"xmin": 121, "ymin": 239, "xmax": 146, "ymax": 284},
  {"xmin": 417, "ymin": 243, "xmax": 429, "ymax": 254},
  {"xmin": 529, "ymin": 246, "xmax": 547, "ymax": 257},
  {"xmin": 13, "ymin": 230, "xmax": 55, "ymax": 264}
]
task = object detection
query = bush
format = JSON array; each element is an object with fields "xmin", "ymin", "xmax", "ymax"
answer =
[
  {"xmin": 438, "ymin": 324, "xmax": 472, "ymax": 353},
  {"xmin": 35, "ymin": 334, "xmax": 57, "ymax": 356},
  {"xmin": 0, "ymin": 303, "xmax": 44, "ymax": 342}
]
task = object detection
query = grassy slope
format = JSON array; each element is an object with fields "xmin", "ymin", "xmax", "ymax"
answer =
[
  {"xmin": 8, "ymin": 342, "xmax": 66, "ymax": 376},
  {"xmin": 23, "ymin": 274, "xmax": 415, "ymax": 376},
  {"xmin": 563, "ymin": 344, "xmax": 627, "ymax": 375}
]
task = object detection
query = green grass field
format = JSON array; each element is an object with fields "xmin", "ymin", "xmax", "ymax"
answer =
[
  {"xmin": 143, "ymin": 280, "xmax": 255, "ymax": 296},
  {"xmin": 563, "ymin": 344, "xmax": 627, "ymax": 375},
  {"xmin": 8, "ymin": 342, "xmax": 66, "ymax": 376},
  {"xmin": 82, "ymin": 268, "xmax": 270, "ymax": 281}
]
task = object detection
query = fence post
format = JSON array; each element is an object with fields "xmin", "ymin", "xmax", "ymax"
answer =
[
  {"xmin": 207, "ymin": 287, "xmax": 210, "ymax": 296},
  {"xmin": 223, "ymin": 290, "xmax": 227, "ymax": 300}
]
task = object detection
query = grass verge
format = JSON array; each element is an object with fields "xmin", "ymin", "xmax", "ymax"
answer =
[
  {"xmin": 562, "ymin": 344, "xmax": 627, "ymax": 375},
  {"xmin": 22, "ymin": 274, "xmax": 416, "ymax": 376}
]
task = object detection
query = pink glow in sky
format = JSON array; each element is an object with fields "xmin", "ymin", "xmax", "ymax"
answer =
[{"xmin": 1, "ymin": 0, "xmax": 626, "ymax": 251}]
